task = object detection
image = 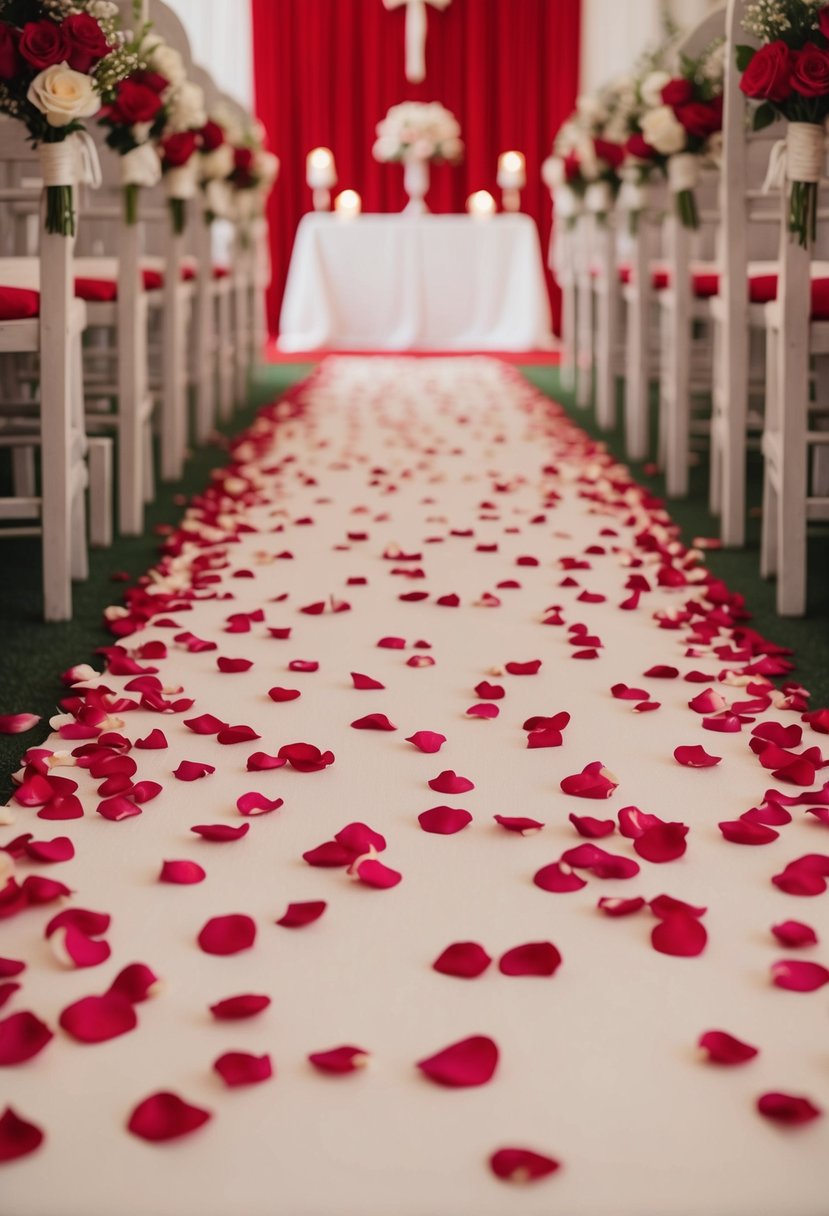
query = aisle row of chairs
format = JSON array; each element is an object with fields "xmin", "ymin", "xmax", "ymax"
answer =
[
  {"xmin": 555, "ymin": 0, "xmax": 829, "ymax": 617},
  {"xmin": 0, "ymin": 1, "xmax": 269, "ymax": 621}
]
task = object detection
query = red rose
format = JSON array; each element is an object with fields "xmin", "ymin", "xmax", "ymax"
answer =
[
  {"xmin": 130, "ymin": 69, "xmax": 169, "ymax": 93},
  {"xmin": 110, "ymin": 80, "xmax": 163, "ymax": 125},
  {"xmin": 199, "ymin": 120, "xmax": 225, "ymax": 152},
  {"xmin": 625, "ymin": 132, "xmax": 657, "ymax": 160},
  {"xmin": 820, "ymin": 5, "xmax": 829, "ymax": 40},
  {"xmin": 18, "ymin": 19, "xmax": 68, "ymax": 70},
  {"xmin": 62, "ymin": 12, "xmax": 110, "ymax": 73},
  {"xmin": 162, "ymin": 131, "xmax": 198, "ymax": 167},
  {"xmin": 791, "ymin": 42, "xmax": 829, "ymax": 98},
  {"xmin": 661, "ymin": 77, "xmax": 694, "ymax": 108},
  {"xmin": 593, "ymin": 137, "xmax": 624, "ymax": 169},
  {"xmin": 739, "ymin": 40, "xmax": 794, "ymax": 102},
  {"xmin": 563, "ymin": 150, "xmax": 580, "ymax": 182},
  {"xmin": 0, "ymin": 22, "xmax": 21, "ymax": 79},
  {"xmin": 675, "ymin": 99, "xmax": 722, "ymax": 139},
  {"xmin": 234, "ymin": 146, "xmax": 254, "ymax": 172}
]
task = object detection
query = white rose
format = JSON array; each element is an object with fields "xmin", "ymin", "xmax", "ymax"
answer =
[
  {"xmin": 441, "ymin": 137, "xmax": 463, "ymax": 162},
  {"xmin": 542, "ymin": 154, "xmax": 565, "ymax": 189},
  {"xmin": 90, "ymin": 1, "xmax": 118, "ymax": 17},
  {"xmin": 641, "ymin": 105, "xmax": 687, "ymax": 155},
  {"xmin": 148, "ymin": 43, "xmax": 186, "ymax": 88},
  {"xmin": 576, "ymin": 93, "xmax": 607, "ymax": 126},
  {"xmin": 131, "ymin": 121, "xmax": 152, "ymax": 144},
  {"xmin": 167, "ymin": 81, "xmax": 207, "ymax": 133},
  {"xmin": 640, "ymin": 70, "xmax": 672, "ymax": 108},
  {"xmin": 255, "ymin": 150, "xmax": 279, "ymax": 184},
  {"xmin": 27, "ymin": 63, "xmax": 100, "ymax": 129},
  {"xmin": 201, "ymin": 143, "xmax": 234, "ymax": 181},
  {"xmin": 373, "ymin": 135, "xmax": 398, "ymax": 161}
]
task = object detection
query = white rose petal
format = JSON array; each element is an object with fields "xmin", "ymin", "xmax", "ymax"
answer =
[
  {"xmin": 641, "ymin": 105, "xmax": 687, "ymax": 155},
  {"xmin": 641, "ymin": 70, "xmax": 672, "ymax": 109},
  {"xmin": 27, "ymin": 62, "xmax": 100, "ymax": 129}
]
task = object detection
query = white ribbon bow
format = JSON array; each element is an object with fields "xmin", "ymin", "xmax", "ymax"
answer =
[
  {"xmin": 39, "ymin": 130, "xmax": 102, "ymax": 189},
  {"xmin": 120, "ymin": 142, "xmax": 162, "ymax": 189},
  {"xmin": 763, "ymin": 121, "xmax": 827, "ymax": 193},
  {"xmin": 383, "ymin": 0, "xmax": 452, "ymax": 83}
]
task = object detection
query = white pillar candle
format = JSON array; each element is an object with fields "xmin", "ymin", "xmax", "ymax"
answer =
[
  {"xmin": 466, "ymin": 190, "xmax": 496, "ymax": 219},
  {"xmin": 307, "ymin": 147, "xmax": 337, "ymax": 210},
  {"xmin": 497, "ymin": 150, "xmax": 525, "ymax": 213},
  {"xmin": 335, "ymin": 189, "xmax": 362, "ymax": 219}
]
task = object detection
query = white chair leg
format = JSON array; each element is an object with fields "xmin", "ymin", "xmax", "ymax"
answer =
[
  {"xmin": 142, "ymin": 418, "xmax": 155, "ymax": 504},
  {"xmin": 560, "ymin": 274, "xmax": 576, "ymax": 391},
  {"xmin": 218, "ymin": 287, "xmax": 233, "ymax": 421},
  {"xmin": 11, "ymin": 446, "xmax": 36, "ymax": 498},
  {"xmin": 70, "ymin": 472, "xmax": 88, "ymax": 582},
  {"xmin": 760, "ymin": 463, "xmax": 777, "ymax": 579},
  {"xmin": 88, "ymin": 436, "xmax": 113, "ymax": 549}
]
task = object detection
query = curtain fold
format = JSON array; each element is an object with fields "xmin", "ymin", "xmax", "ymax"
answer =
[{"xmin": 252, "ymin": 0, "xmax": 580, "ymax": 336}]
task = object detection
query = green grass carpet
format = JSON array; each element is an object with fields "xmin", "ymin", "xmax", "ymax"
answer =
[{"xmin": 1, "ymin": 358, "xmax": 826, "ymax": 804}]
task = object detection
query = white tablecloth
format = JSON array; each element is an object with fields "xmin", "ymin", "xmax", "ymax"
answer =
[{"xmin": 278, "ymin": 214, "xmax": 552, "ymax": 352}]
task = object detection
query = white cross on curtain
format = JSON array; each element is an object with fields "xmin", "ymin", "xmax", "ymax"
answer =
[{"xmin": 383, "ymin": 0, "xmax": 453, "ymax": 84}]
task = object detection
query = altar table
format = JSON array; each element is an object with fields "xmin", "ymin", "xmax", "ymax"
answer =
[{"xmin": 278, "ymin": 213, "xmax": 552, "ymax": 351}]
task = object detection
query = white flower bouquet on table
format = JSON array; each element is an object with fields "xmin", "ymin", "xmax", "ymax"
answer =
[
  {"xmin": 0, "ymin": 0, "xmax": 131, "ymax": 234},
  {"xmin": 372, "ymin": 100, "xmax": 463, "ymax": 164}
]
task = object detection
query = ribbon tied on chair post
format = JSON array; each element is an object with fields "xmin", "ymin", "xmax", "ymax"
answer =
[{"xmin": 383, "ymin": 0, "xmax": 452, "ymax": 84}]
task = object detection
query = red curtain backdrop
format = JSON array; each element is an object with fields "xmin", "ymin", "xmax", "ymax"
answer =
[{"xmin": 251, "ymin": 0, "xmax": 581, "ymax": 337}]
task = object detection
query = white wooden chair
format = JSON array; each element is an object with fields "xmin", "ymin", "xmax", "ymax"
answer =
[
  {"xmin": 589, "ymin": 204, "xmax": 624, "ymax": 430},
  {"xmin": 0, "ymin": 124, "xmax": 111, "ymax": 621},
  {"xmin": 619, "ymin": 180, "xmax": 667, "ymax": 460}
]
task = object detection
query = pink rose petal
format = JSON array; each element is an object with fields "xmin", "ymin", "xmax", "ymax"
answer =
[
  {"xmin": 209, "ymin": 994, "xmax": 271, "ymax": 1020},
  {"xmin": 651, "ymin": 913, "xmax": 707, "ymax": 957},
  {"xmin": 108, "ymin": 964, "xmax": 160, "ymax": 1003},
  {"xmin": 719, "ymin": 819, "xmax": 779, "ymax": 846},
  {"xmin": 268, "ymin": 686, "xmax": 301, "ymax": 702},
  {"xmin": 674, "ymin": 745, "xmax": 722, "ymax": 768},
  {"xmin": 276, "ymin": 901, "xmax": 327, "ymax": 928},
  {"xmin": 698, "ymin": 1030, "xmax": 759, "ymax": 1065},
  {"xmin": 467, "ymin": 703, "xmax": 500, "ymax": 719},
  {"xmin": 771, "ymin": 921, "xmax": 818, "ymax": 948},
  {"xmin": 351, "ymin": 713, "xmax": 396, "ymax": 731},
  {"xmin": 173, "ymin": 761, "xmax": 215, "ymax": 782},
  {"xmin": 217, "ymin": 657, "xmax": 253, "ymax": 674},
  {"xmin": 50, "ymin": 926, "xmax": 111, "ymax": 970},
  {"xmin": 127, "ymin": 1092, "xmax": 211, "ymax": 1142},
  {"xmin": 534, "ymin": 861, "xmax": 588, "ymax": 893},
  {"xmin": 214, "ymin": 1051, "xmax": 273, "ymax": 1087},
  {"xmin": 0, "ymin": 1010, "xmax": 53, "ymax": 1064},
  {"xmin": 197, "ymin": 914, "xmax": 256, "ymax": 956},
  {"xmin": 569, "ymin": 814, "xmax": 615, "ymax": 839},
  {"xmin": 634, "ymin": 823, "xmax": 689, "ymax": 863},
  {"xmin": 0, "ymin": 714, "xmax": 40, "ymax": 735},
  {"xmin": 0, "ymin": 1107, "xmax": 44, "ymax": 1163},
  {"xmin": 428, "ymin": 770, "xmax": 474, "ymax": 794},
  {"xmin": 417, "ymin": 1035, "xmax": 498, "ymax": 1087},
  {"xmin": 489, "ymin": 1147, "xmax": 561, "ymax": 1183},
  {"xmin": 351, "ymin": 673, "xmax": 385, "ymax": 690},
  {"xmin": 433, "ymin": 942, "xmax": 492, "ymax": 978},
  {"xmin": 353, "ymin": 858, "xmax": 402, "ymax": 889},
  {"xmin": 505, "ymin": 661, "xmax": 542, "ymax": 676},
  {"xmin": 236, "ymin": 792, "xmax": 283, "ymax": 817},
  {"xmin": 418, "ymin": 806, "xmax": 472, "ymax": 835},
  {"xmin": 561, "ymin": 844, "xmax": 640, "ymax": 879},
  {"xmin": 277, "ymin": 743, "xmax": 335, "ymax": 772},
  {"xmin": 246, "ymin": 752, "xmax": 288, "ymax": 772},
  {"xmin": 308, "ymin": 1045, "xmax": 369, "ymax": 1074},
  {"xmin": 560, "ymin": 762, "xmax": 618, "ymax": 800},
  {"xmin": 191, "ymin": 823, "xmax": 250, "ymax": 843},
  {"xmin": 160, "ymin": 860, "xmax": 206, "ymax": 885},
  {"xmin": 59, "ymin": 993, "xmax": 137, "ymax": 1043},
  {"xmin": 407, "ymin": 731, "xmax": 446, "ymax": 753},
  {"xmin": 336, "ymin": 823, "xmax": 386, "ymax": 854},
  {"xmin": 770, "ymin": 960, "xmax": 829, "ymax": 992},
  {"xmin": 757, "ymin": 1092, "xmax": 822, "ymax": 1125},
  {"xmin": 597, "ymin": 896, "xmax": 646, "ymax": 918},
  {"xmin": 494, "ymin": 815, "xmax": 544, "ymax": 834},
  {"xmin": 498, "ymin": 942, "xmax": 562, "ymax": 977}
]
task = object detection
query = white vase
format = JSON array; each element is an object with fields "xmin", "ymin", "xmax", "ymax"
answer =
[{"xmin": 403, "ymin": 157, "xmax": 430, "ymax": 215}]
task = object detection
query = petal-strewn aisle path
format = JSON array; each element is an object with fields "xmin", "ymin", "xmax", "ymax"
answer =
[{"xmin": 2, "ymin": 358, "xmax": 828, "ymax": 1216}]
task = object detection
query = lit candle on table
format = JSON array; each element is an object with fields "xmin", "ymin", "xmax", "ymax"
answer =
[
  {"xmin": 467, "ymin": 190, "xmax": 496, "ymax": 219},
  {"xmin": 497, "ymin": 150, "xmax": 525, "ymax": 212},
  {"xmin": 306, "ymin": 147, "xmax": 337, "ymax": 211},
  {"xmin": 335, "ymin": 189, "xmax": 361, "ymax": 219}
]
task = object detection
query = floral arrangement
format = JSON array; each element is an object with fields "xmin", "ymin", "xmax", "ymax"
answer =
[
  {"xmin": 543, "ymin": 111, "xmax": 625, "ymax": 223},
  {"xmin": 738, "ymin": 0, "xmax": 829, "ymax": 245},
  {"xmin": 372, "ymin": 100, "xmax": 463, "ymax": 164},
  {"xmin": 625, "ymin": 39, "xmax": 725, "ymax": 228},
  {"xmin": 0, "ymin": 0, "xmax": 131, "ymax": 234},
  {"xmin": 154, "ymin": 65, "xmax": 207, "ymax": 235}
]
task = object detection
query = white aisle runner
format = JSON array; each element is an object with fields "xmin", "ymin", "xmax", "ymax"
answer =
[{"xmin": 2, "ymin": 358, "xmax": 827, "ymax": 1216}]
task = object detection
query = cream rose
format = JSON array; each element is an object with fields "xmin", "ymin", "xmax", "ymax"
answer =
[
  {"xmin": 255, "ymin": 149, "xmax": 280, "ymax": 185},
  {"xmin": 201, "ymin": 143, "xmax": 235, "ymax": 182},
  {"xmin": 148, "ymin": 42, "xmax": 186, "ymax": 88},
  {"xmin": 167, "ymin": 81, "xmax": 207, "ymax": 133},
  {"xmin": 27, "ymin": 62, "xmax": 100, "ymax": 129},
  {"xmin": 641, "ymin": 105, "xmax": 687, "ymax": 155},
  {"xmin": 640, "ymin": 70, "xmax": 672, "ymax": 108}
]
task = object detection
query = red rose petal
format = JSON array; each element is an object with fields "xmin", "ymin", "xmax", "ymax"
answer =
[
  {"xmin": 494, "ymin": 815, "xmax": 544, "ymax": 834},
  {"xmin": 276, "ymin": 901, "xmax": 327, "ymax": 928},
  {"xmin": 418, "ymin": 806, "xmax": 472, "ymax": 835},
  {"xmin": 651, "ymin": 913, "xmax": 707, "ymax": 957},
  {"xmin": 108, "ymin": 964, "xmax": 160, "ymax": 1003},
  {"xmin": 197, "ymin": 914, "xmax": 256, "ymax": 955},
  {"xmin": 489, "ymin": 1147, "xmax": 561, "ymax": 1183},
  {"xmin": 643, "ymin": 665, "xmax": 679, "ymax": 679},
  {"xmin": 160, "ymin": 860, "xmax": 206, "ymax": 885},
  {"xmin": 246, "ymin": 752, "xmax": 288, "ymax": 772},
  {"xmin": 505, "ymin": 661, "xmax": 542, "ymax": 676},
  {"xmin": 236, "ymin": 792, "xmax": 283, "ymax": 817},
  {"xmin": 561, "ymin": 844, "xmax": 640, "ymax": 879},
  {"xmin": 351, "ymin": 673, "xmax": 385, "ymax": 690},
  {"xmin": 353, "ymin": 858, "xmax": 402, "ymax": 889},
  {"xmin": 719, "ymin": 820, "xmax": 779, "ymax": 846},
  {"xmin": 214, "ymin": 1051, "xmax": 273, "ymax": 1087},
  {"xmin": 650, "ymin": 894, "xmax": 706, "ymax": 919},
  {"xmin": 674, "ymin": 745, "xmax": 722, "ymax": 768},
  {"xmin": 597, "ymin": 896, "xmax": 646, "ymax": 918},
  {"xmin": 217, "ymin": 657, "xmax": 253, "ymax": 673},
  {"xmin": 533, "ymin": 862, "xmax": 587, "ymax": 893},
  {"xmin": 560, "ymin": 761, "xmax": 618, "ymax": 800},
  {"xmin": 0, "ymin": 1107, "xmax": 44, "ymax": 1163},
  {"xmin": 634, "ymin": 823, "xmax": 689, "ymax": 863},
  {"xmin": 183, "ymin": 715, "xmax": 226, "ymax": 736},
  {"xmin": 303, "ymin": 841, "xmax": 355, "ymax": 868},
  {"xmin": 351, "ymin": 713, "xmax": 396, "ymax": 731},
  {"xmin": 127, "ymin": 1091, "xmax": 211, "ymax": 1142},
  {"xmin": 698, "ymin": 1030, "xmax": 759, "ymax": 1065},
  {"xmin": 428, "ymin": 770, "xmax": 474, "ymax": 794},
  {"xmin": 50, "ymin": 926, "xmax": 111, "ymax": 970},
  {"xmin": 569, "ymin": 813, "xmax": 615, "ymax": 839},
  {"xmin": 0, "ymin": 714, "xmax": 40, "ymax": 735},
  {"xmin": 772, "ymin": 921, "xmax": 818, "ymax": 948},
  {"xmin": 757, "ymin": 1092, "xmax": 822, "ymax": 1125},
  {"xmin": 467, "ymin": 703, "xmax": 500, "ymax": 719},
  {"xmin": 209, "ymin": 994, "xmax": 271, "ymax": 1020},
  {"xmin": 277, "ymin": 743, "xmax": 335, "ymax": 772},
  {"xmin": 59, "ymin": 993, "xmax": 137, "ymax": 1044},
  {"xmin": 191, "ymin": 823, "xmax": 250, "ymax": 843},
  {"xmin": 45, "ymin": 908, "xmax": 109, "ymax": 938},
  {"xmin": 308, "ymin": 1045, "xmax": 369, "ymax": 1074},
  {"xmin": 289, "ymin": 660, "xmax": 319, "ymax": 673},
  {"xmin": 335, "ymin": 822, "xmax": 386, "ymax": 853},
  {"xmin": 217, "ymin": 725, "xmax": 261, "ymax": 745},
  {"xmin": 23, "ymin": 836, "xmax": 74, "ymax": 864},
  {"xmin": 770, "ymin": 960, "xmax": 829, "ymax": 992},
  {"xmin": 475, "ymin": 682, "xmax": 504, "ymax": 700},
  {"xmin": 407, "ymin": 731, "xmax": 446, "ymax": 753},
  {"xmin": 268, "ymin": 686, "xmax": 301, "ymax": 702},
  {"xmin": 417, "ymin": 1035, "xmax": 498, "ymax": 1087},
  {"xmin": 433, "ymin": 942, "xmax": 492, "ymax": 978},
  {"xmin": 0, "ymin": 984, "xmax": 19, "ymax": 1011},
  {"xmin": 498, "ymin": 942, "xmax": 562, "ymax": 977},
  {"xmin": 173, "ymin": 761, "xmax": 215, "ymax": 781},
  {"xmin": 0, "ymin": 959, "xmax": 25, "ymax": 980},
  {"xmin": 0, "ymin": 1010, "xmax": 53, "ymax": 1064}
]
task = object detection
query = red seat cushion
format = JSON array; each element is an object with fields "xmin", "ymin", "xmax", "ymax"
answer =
[
  {"xmin": 618, "ymin": 264, "xmax": 717, "ymax": 296},
  {"xmin": 0, "ymin": 286, "xmax": 40, "ymax": 320},
  {"xmin": 75, "ymin": 277, "xmax": 118, "ymax": 303},
  {"xmin": 143, "ymin": 269, "xmax": 163, "ymax": 291},
  {"xmin": 748, "ymin": 273, "xmax": 829, "ymax": 318},
  {"xmin": 213, "ymin": 265, "xmax": 230, "ymax": 280},
  {"xmin": 181, "ymin": 264, "xmax": 196, "ymax": 281}
]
